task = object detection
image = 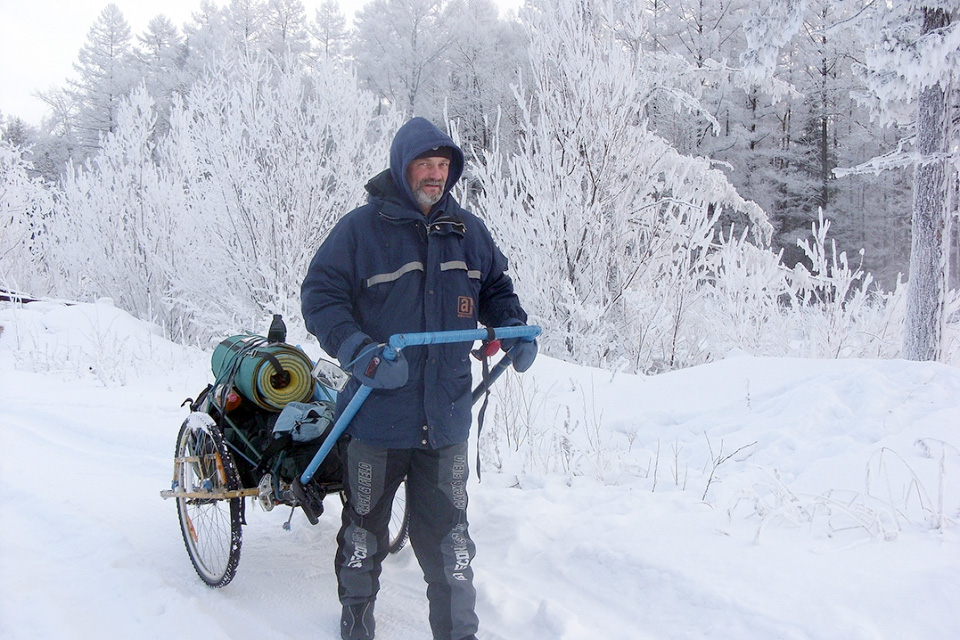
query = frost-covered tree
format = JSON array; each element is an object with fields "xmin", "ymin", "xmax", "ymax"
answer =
[
  {"xmin": 641, "ymin": 0, "xmax": 813, "ymax": 265},
  {"xmin": 155, "ymin": 53, "xmax": 400, "ymax": 339},
  {"xmin": 442, "ymin": 0, "xmax": 528, "ymax": 151},
  {"xmin": 902, "ymin": 6, "xmax": 957, "ymax": 361},
  {"xmin": 223, "ymin": 0, "xmax": 267, "ymax": 56},
  {"xmin": 262, "ymin": 0, "xmax": 311, "ymax": 65},
  {"xmin": 41, "ymin": 52, "xmax": 400, "ymax": 340},
  {"xmin": 0, "ymin": 137, "xmax": 55, "ymax": 294},
  {"xmin": 471, "ymin": 0, "xmax": 769, "ymax": 371},
  {"xmin": 182, "ymin": 1, "xmax": 233, "ymax": 80},
  {"xmin": 309, "ymin": 0, "xmax": 349, "ymax": 63},
  {"xmin": 53, "ymin": 87, "xmax": 176, "ymax": 325},
  {"xmin": 134, "ymin": 15, "xmax": 187, "ymax": 139},
  {"xmin": 350, "ymin": 0, "xmax": 460, "ymax": 115},
  {"xmin": 797, "ymin": 0, "xmax": 913, "ymax": 289},
  {"xmin": 68, "ymin": 4, "xmax": 139, "ymax": 152},
  {"xmin": 853, "ymin": 2, "xmax": 959, "ymax": 361},
  {"xmin": 644, "ymin": 0, "xmax": 758, "ymax": 155},
  {"xmin": 182, "ymin": 0, "xmax": 276, "ymax": 77},
  {"xmin": 663, "ymin": 0, "xmax": 910, "ymax": 288},
  {"xmin": 733, "ymin": 0, "xmax": 958, "ymax": 360},
  {"xmin": 1, "ymin": 117, "xmax": 32, "ymax": 148},
  {"xmin": 182, "ymin": 0, "xmax": 314, "ymax": 80}
]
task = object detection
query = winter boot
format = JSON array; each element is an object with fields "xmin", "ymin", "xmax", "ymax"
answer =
[{"xmin": 341, "ymin": 602, "xmax": 375, "ymax": 640}]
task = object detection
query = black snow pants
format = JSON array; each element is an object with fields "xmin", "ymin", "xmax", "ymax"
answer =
[{"xmin": 336, "ymin": 437, "xmax": 479, "ymax": 640}]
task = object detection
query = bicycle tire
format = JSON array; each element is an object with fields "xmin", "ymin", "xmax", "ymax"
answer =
[
  {"xmin": 174, "ymin": 412, "xmax": 243, "ymax": 587},
  {"xmin": 387, "ymin": 478, "xmax": 410, "ymax": 554}
]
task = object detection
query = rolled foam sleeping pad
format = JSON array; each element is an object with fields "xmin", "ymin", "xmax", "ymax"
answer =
[{"xmin": 211, "ymin": 335, "xmax": 316, "ymax": 412}]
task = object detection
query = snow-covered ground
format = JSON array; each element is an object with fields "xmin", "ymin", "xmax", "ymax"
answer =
[{"xmin": 1, "ymin": 299, "xmax": 959, "ymax": 639}]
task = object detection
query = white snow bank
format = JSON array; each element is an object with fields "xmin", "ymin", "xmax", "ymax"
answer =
[{"xmin": 1, "ymin": 300, "xmax": 958, "ymax": 639}]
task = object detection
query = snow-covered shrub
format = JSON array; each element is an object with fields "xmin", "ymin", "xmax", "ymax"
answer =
[
  {"xmin": 52, "ymin": 87, "xmax": 177, "ymax": 330},
  {"xmin": 783, "ymin": 211, "xmax": 904, "ymax": 360},
  {"xmin": 696, "ymin": 226, "xmax": 794, "ymax": 360},
  {"xmin": 0, "ymin": 137, "xmax": 55, "ymax": 296},
  {"xmin": 471, "ymin": 0, "xmax": 770, "ymax": 373},
  {"xmin": 471, "ymin": 0, "xmax": 917, "ymax": 373},
  {"xmin": 155, "ymin": 52, "xmax": 399, "ymax": 342},
  {"xmin": 42, "ymin": 52, "xmax": 398, "ymax": 343}
]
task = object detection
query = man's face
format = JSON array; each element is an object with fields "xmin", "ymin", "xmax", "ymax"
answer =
[{"xmin": 406, "ymin": 156, "xmax": 450, "ymax": 214}]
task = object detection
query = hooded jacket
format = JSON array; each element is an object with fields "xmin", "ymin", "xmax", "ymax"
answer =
[{"xmin": 301, "ymin": 117, "xmax": 527, "ymax": 448}]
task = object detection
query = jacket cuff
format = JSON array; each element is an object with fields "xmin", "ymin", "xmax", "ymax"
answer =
[{"xmin": 336, "ymin": 331, "xmax": 372, "ymax": 368}]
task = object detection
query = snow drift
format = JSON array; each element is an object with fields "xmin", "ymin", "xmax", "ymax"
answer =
[{"xmin": 1, "ymin": 299, "xmax": 958, "ymax": 639}]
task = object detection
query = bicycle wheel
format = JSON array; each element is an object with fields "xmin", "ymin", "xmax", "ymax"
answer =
[
  {"xmin": 387, "ymin": 478, "xmax": 410, "ymax": 554},
  {"xmin": 174, "ymin": 412, "xmax": 243, "ymax": 587}
]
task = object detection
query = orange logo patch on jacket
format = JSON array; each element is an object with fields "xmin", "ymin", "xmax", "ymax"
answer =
[{"xmin": 457, "ymin": 296, "xmax": 474, "ymax": 318}]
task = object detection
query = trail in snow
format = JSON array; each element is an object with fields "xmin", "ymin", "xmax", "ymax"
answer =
[{"xmin": 1, "ymin": 300, "xmax": 959, "ymax": 639}]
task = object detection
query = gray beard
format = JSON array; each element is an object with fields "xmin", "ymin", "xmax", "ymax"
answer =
[{"xmin": 413, "ymin": 187, "xmax": 443, "ymax": 210}]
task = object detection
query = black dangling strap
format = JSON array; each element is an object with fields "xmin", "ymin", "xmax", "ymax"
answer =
[
  {"xmin": 475, "ymin": 353, "xmax": 491, "ymax": 482},
  {"xmin": 253, "ymin": 433, "xmax": 294, "ymax": 476}
]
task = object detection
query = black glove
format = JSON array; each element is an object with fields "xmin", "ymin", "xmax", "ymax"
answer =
[
  {"xmin": 350, "ymin": 342, "xmax": 409, "ymax": 389},
  {"xmin": 500, "ymin": 321, "xmax": 538, "ymax": 373}
]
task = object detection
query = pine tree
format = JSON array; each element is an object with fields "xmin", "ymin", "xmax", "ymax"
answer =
[
  {"xmin": 68, "ymin": 4, "xmax": 138, "ymax": 152},
  {"xmin": 135, "ymin": 15, "xmax": 187, "ymax": 139},
  {"xmin": 902, "ymin": 6, "xmax": 955, "ymax": 361},
  {"xmin": 350, "ymin": 0, "xmax": 459, "ymax": 115},
  {"xmin": 263, "ymin": 0, "xmax": 311, "ymax": 66},
  {"xmin": 442, "ymin": 0, "xmax": 528, "ymax": 151},
  {"xmin": 849, "ymin": 2, "xmax": 959, "ymax": 361},
  {"xmin": 309, "ymin": 0, "xmax": 349, "ymax": 63}
]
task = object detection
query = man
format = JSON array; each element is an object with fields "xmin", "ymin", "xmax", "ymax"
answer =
[{"xmin": 301, "ymin": 117, "xmax": 537, "ymax": 640}]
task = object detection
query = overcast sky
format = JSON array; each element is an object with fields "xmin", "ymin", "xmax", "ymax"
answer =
[{"xmin": 0, "ymin": 0, "xmax": 521, "ymax": 128}]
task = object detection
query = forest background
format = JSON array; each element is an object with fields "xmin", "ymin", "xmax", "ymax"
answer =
[{"xmin": 1, "ymin": 0, "xmax": 958, "ymax": 373}]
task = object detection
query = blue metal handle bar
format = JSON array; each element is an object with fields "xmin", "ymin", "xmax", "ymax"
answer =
[
  {"xmin": 299, "ymin": 384, "xmax": 373, "ymax": 484},
  {"xmin": 299, "ymin": 325, "xmax": 541, "ymax": 484},
  {"xmin": 383, "ymin": 325, "xmax": 540, "ymax": 360}
]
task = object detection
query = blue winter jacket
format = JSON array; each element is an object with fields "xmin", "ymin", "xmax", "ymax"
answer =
[{"xmin": 301, "ymin": 117, "xmax": 527, "ymax": 449}]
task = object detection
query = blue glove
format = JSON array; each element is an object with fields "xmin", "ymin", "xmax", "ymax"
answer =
[
  {"xmin": 337, "ymin": 332, "xmax": 408, "ymax": 389},
  {"xmin": 350, "ymin": 342, "xmax": 409, "ymax": 389},
  {"xmin": 500, "ymin": 322, "xmax": 538, "ymax": 373}
]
